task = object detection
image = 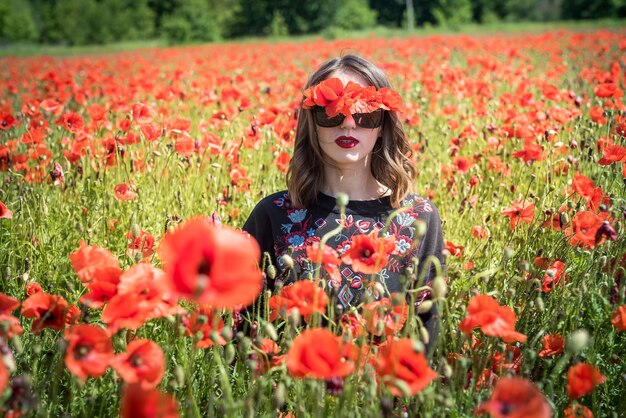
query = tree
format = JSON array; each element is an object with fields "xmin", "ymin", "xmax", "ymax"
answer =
[
  {"xmin": 0, "ymin": 0, "xmax": 39, "ymax": 42},
  {"xmin": 432, "ymin": 0, "xmax": 473, "ymax": 26},
  {"xmin": 331, "ymin": 0, "xmax": 378, "ymax": 31},
  {"xmin": 161, "ymin": 0, "xmax": 220, "ymax": 44}
]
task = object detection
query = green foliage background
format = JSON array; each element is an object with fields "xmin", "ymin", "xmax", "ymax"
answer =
[{"xmin": 1, "ymin": 0, "xmax": 626, "ymax": 45}]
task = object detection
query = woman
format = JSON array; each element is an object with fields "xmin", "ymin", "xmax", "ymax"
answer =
[{"xmin": 243, "ymin": 55, "xmax": 445, "ymax": 355}]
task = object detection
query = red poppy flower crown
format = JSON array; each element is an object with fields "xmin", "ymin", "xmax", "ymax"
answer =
[{"xmin": 302, "ymin": 77, "xmax": 403, "ymax": 117}]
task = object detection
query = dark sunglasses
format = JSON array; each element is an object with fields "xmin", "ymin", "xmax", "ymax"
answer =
[{"xmin": 312, "ymin": 107, "xmax": 384, "ymax": 129}]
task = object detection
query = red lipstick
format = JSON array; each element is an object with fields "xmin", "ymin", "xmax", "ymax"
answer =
[{"xmin": 335, "ymin": 136, "xmax": 359, "ymax": 149}]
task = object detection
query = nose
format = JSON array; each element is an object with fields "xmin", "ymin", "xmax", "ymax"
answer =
[{"xmin": 340, "ymin": 114, "xmax": 356, "ymax": 129}]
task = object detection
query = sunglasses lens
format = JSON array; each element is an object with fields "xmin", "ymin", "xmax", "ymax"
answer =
[
  {"xmin": 313, "ymin": 108, "xmax": 344, "ymax": 127},
  {"xmin": 354, "ymin": 110, "xmax": 383, "ymax": 129},
  {"xmin": 313, "ymin": 108, "xmax": 384, "ymax": 129}
]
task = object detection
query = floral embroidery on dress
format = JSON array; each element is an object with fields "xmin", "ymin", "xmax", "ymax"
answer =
[{"xmin": 270, "ymin": 192, "xmax": 436, "ymax": 308}]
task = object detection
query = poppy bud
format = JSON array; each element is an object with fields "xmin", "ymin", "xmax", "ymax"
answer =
[
  {"xmin": 375, "ymin": 320, "xmax": 385, "ymax": 335},
  {"xmin": 11, "ymin": 335, "xmax": 22, "ymax": 354},
  {"xmin": 336, "ymin": 193, "xmax": 349, "ymax": 208},
  {"xmin": 595, "ymin": 221, "xmax": 617, "ymax": 245},
  {"xmin": 224, "ymin": 344, "xmax": 236, "ymax": 364},
  {"xmin": 263, "ymin": 322, "xmax": 278, "ymax": 341},
  {"xmin": 420, "ymin": 327, "xmax": 430, "ymax": 345},
  {"xmin": 536, "ymin": 296, "xmax": 545, "ymax": 312},
  {"xmin": 238, "ymin": 336, "xmax": 252, "ymax": 356},
  {"xmin": 281, "ymin": 254, "xmax": 294, "ymax": 269},
  {"xmin": 417, "ymin": 300, "xmax": 433, "ymax": 314},
  {"xmin": 443, "ymin": 363, "xmax": 453, "ymax": 379},
  {"xmin": 175, "ymin": 365, "xmax": 186, "ymax": 386},
  {"xmin": 503, "ymin": 247, "xmax": 514, "ymax": 260},
  {"xmin": 220, "ymin": 327, "xmax": 233, "ymax": 342},
  {"xmin": 432, "ymin": 276, "xmax": 447, "ymax": 299},
  {"xmin": 392, "ymin": 378, "xmax": 413, "ymax": 397},
  {"xmin": 566, "ymin": 329, "xmax": 590, "ymax": 354},
  {"xmin": 391, "ymin": 293, "xmax": 404, "ymax": 307},
  {"xmin": 131, "ymin": 223, "xmax": 141, "ymax": 238},
  {"xmin": 325, "ymin": 377, "xmax": 345, "ymax": 396},
  {"xmin": 274, "ymin": 382, "xmax": 286, "ymax": 408},
  {"xmin": 266, "ymin": 264, "xmax": 276, "ymax": 279},
  {"xmin": 288, "ymin": 310, "xmax": 301, "ymax": 328},
  {"xmin": 415, "ymin": 220, "xmax": 427, "ymax": 238}
]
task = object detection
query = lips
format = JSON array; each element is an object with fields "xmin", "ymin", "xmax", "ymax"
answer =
[{"xmin": 335, "ymin": 136, "xmax": 359, "ymax": 149}]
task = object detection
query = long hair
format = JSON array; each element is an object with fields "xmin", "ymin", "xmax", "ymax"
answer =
[{"xmin": 286, "ymin": 55, "xmax": 416, "ymax": 209}]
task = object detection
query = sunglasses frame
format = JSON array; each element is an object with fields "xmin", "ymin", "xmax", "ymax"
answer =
[{"xmin": 312, "ymin": 106, "xmax": 384, "ymax": 129}]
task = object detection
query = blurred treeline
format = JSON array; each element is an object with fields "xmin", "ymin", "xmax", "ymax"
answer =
[{"xmin": 1, "ymin": 0, "xmax": 625, "ymax": 45}]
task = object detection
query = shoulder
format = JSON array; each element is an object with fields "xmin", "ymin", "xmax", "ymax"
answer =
[
  {"xmin": 245, "ymin": 190, "xmax": 295, "ymax": 221},
  {"xmin": 251, "ymin": 190, "xmax": 291, "ymax": 210}
]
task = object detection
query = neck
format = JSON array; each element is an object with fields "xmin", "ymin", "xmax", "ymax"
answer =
[{"xmin": 321, "ymin": 162, "xmax": 389, "ymax": 201}]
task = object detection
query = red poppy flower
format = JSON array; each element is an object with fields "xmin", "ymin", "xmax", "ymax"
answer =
[
  {"xmin": 0, "ymin": 314, "xmax": 23, "ymax": 339},
  {"xmin": 0, "ymin": 358, "xmax": 8, "ymax": 397},
  {"xmin": 567, "ymin": 363, "xmax": 606, "ymax": 399},
  {"xmin": 500, "ymin": 200, "xmax": 535, "ymax": 231},
  {"xmin": 362, "ymin": 296, "xmax": 408, "ymax": 337},
  {"xmin": 254, "ymin": 338, "xmax": 283, "ymax": 374},
  {"xmin": 286, "ymin": 328, "xmax": 354, "ymax": 379},
  {"xmin": 598, "ymin": 143, "xmax": 626, "ymax": 165},
  {"xmin": 445, "ymin": 240, "xmax": 464, "ymax": 257},
  {"xmin": 126, "ymin": 229, "xmax": 156, "ymax": 260},
  {"xmin": 131, "ymin": 103, "xmax": 155, "ymax": 124},
  {"xmin": 0, "ymin": 200, "xmax": 12, "ymax": 219},
  {"xmin": 459, "ymin": 294, "xmax": 527, "ymax": 343},
  {"xmin": 114, "ymin": 183, "xmax": 138, "ymax": 201},
  {"xmin": 594, "ymin": 83, "xmax": 621, "ymax": 99},
  {"xmin": 56, "ymin": 112, "xmax": 84, "ymax": 133},
  {"xmin": 611, "ymin": 305, "xmax": 626, "ymax": 331},
  {"xmin": 0, "ymin": 112, "xmax": 18, "ymax": 130},
  {"xmin": 475, "ymin": 377, "xmax": 551, "ymax": 418},
  {"xmin": 564, "ymin": 404, "xmax": 593, "ymax": 418},
  {"xmin": 375, "ymin": 338, "xmax": 437, "ymax": 396},
  {"xmin": 306, "ymin": 242, "xmax": 341, "ymax": 285},
  {"xmin": 268, "ymin": 280, "xmax": 328, "ymax": 322},
  {"xmin": 275, "ymin": 151, "xmax": 291, "ymax": 173},
  {"xmin": 102, "ymin": 293, "xmax": 151, "ymax": 335},
  {"xmin": 540, "ymin": 260, "xmax": 568, "ymax": 292},
  {"xmin": 472, "ymin": 226, "xmax": 489, "ymax": 239},
  {"xmin": 183, "ymin": 305, "xmax": 226, "ymax": 348},
  {"xmin": 512, "ymin": 139, "xmax": 545, "ymax": 163},
  {"xmin": 111, "ymin": 339, "xmax": 165, "ymax": 389},
  {"xmin": 0, "ymin": 293, "xmax": 19, "ymax": 314},
  {"xmin": 21, "ymin": 292, "xmax": 71, "ymax": 334},
  {"xmin": 564, "ymin": 211, "xmax": 606, "ymax": 249},
  {"xmin": 64, "ymin": 324, "xmax": 114, "ymax": 381},
  {"xmin": 379, "ymin": 87, "xmax": 403, "ymax": 112},
  {"xmin": 341, "ymin": 230, "xmax": 395, "ymax": 274},
  {"xmin": 589, "ymin": 106, "xmax": 606, "ymax": 125},
  {"xmin": 79, "ymin": 274, "xmax": 120, "ymax": 309},
  {"xmin": 538, "ymin": 334, "xmax": 565, "ymax": 357},
  {"xmin": 40, "ymin": 98, "xmax": 64, "ymax": 116},
  {"xmin": 302, "ymin": 78, "xmax": 344, "ymax": 108},
  {"xmin": 339, "ymin": 312, "xmax": 366, "ymax": 338},
  {"xmin": 25, "ymin": 282, "xmax": 43, "ymax": 296},
  {"xmin": 70, "ymin": 240, "xmax": 122, "ymax": 284},
  {"xmin": 116, "ymin": 263, "xmax": 175, "ymax": 320},
  {"xmin": 120, "ymin": 384, "xmax": 179, "ymax": 418},
  {"xmin": 159, "ymin": 217, "xmax": 262, "ymax": 309}
]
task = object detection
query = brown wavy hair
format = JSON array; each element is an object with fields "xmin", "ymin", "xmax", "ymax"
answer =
[{"xmin": 286, "ymin": 54, "xmax": 417, "ymax": 209}]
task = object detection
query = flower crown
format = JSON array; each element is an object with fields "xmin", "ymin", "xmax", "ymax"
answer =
[{"xmin": 302, "ymin": 78, "xmax": 403, "ymax": 117}]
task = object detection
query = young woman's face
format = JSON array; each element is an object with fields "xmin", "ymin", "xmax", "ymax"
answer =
[{"xmin": 315, "ymin": 71, "xmax": 382, "ymax": 170}]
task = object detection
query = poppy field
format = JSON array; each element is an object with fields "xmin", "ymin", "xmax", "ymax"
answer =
[{"xmin": 1, "ymin": 29, "xmax": 626, "ymax": 417}]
